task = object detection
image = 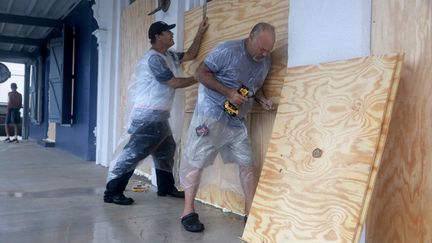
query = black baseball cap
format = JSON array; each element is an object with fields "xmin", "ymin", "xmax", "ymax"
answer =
[{"xmin": 148, "ymin": 21, "xmax": 176, "ymax": 39}]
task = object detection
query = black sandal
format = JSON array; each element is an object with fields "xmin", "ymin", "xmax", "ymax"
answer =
[{"xmin": 181, "ymin": 213, "xmax": 205, "ymax": 232}]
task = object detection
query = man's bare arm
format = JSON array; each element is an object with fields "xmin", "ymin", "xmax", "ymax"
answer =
[
  {"xmin": 183, "ymin": 18, "xmax": 209, "ymax": 62},
  {"xmin": 165, "ymin": 76, "xmax": 197, "ymax": 89}
]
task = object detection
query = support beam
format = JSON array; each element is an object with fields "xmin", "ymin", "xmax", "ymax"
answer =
[
  {"xmin": 0, "ymin": 35, "xmax": 44, "ymax": 46},
  {"xmin": 23, "ymin": 64, "xmax": 31, "ymax": 139},
  {"xmin": 0, "ymin": 50, "xmax": 35, "ymax": 63},
  {"xmin": 0, "ymin": 13, "xmax": 62, "ymax": 28}
]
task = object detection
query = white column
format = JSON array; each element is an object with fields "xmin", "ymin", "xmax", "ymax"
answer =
[
  {"xmin": 93, "ymin": 0, "xmax": 128, "ymax": 166},
  {"xmin": 93, "ymin": 28, "xmax": 113, "ymax": 166},
  {"xmin": 112, "ymin": 0, "xmax": 131, "ymax": 150}
]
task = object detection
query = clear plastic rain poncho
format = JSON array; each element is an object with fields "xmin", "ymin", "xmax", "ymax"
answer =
[
  {"xmin": 180, "ymin": 39, "xmax": 271, "ymax": 202},
  {"xmin": 107, "ymin": 49, "xmax": 183, "ymax": 182}
]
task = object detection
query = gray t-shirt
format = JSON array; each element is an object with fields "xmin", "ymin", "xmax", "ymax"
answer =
[
  {"xmin": 148, "ymin": 51, "xmax": 184, "ymax": 83},
  {"xmin": 199, "ymin": 39, "xmax": 271, "ymax": 126}
]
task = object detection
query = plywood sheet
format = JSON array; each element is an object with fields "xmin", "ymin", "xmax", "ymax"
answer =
[
  {"xmin": 242, "ymin": 54, "xmax": 403, "ymax": 243},
  {"xmin": 181, "ymin": 0, "xmax": 288, "ymax": 215},
  {"xmin": 183, "ymin": 0, "xmax": 288, "ymax": 112},
  {"xmin": 366, "ymin": 1, "xmax": 432, "ymax": 242},
  {"xmin": 354, "ymin": 55, "xmax": 402, "ymax": 243}
]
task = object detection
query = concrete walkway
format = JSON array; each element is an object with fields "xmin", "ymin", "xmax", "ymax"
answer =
[{"xmin": 0, "ymin": 139, "xmax": 244, "ymax": 243}]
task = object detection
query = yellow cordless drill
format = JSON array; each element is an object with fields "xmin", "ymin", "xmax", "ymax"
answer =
[{"xmin": 224, "ymin": 85, "xmax": 249, "ymax": 117}]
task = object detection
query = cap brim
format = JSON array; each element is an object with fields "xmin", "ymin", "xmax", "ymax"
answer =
[{"xmin": 167, "ymin": 24, "xmax": 176, "ymax": 30}]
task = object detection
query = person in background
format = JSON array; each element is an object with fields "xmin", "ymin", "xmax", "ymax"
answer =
[{"xmin": 3, "ymin": 83, "xmax": 22, "ymax": 143}]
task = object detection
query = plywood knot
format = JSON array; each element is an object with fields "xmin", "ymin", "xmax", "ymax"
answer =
[{"xmin": 312, "ymin": 148, "xmax": 323, "ymax": 158}]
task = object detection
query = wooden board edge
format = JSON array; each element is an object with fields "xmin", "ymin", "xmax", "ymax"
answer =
[{"xmin": 353, "ymin": 53, "xmax": 404, "ymax": 243}]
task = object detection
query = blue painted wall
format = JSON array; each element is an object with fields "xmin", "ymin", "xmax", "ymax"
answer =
[
  {"xmin": 55, "ymin": 1, "xmax": 98, "ymax": 160},
  {"xmin": 28, "ymin": 1, "xmax": 98, "ymax": 161}
]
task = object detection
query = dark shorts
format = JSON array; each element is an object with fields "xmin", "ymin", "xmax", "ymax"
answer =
[{"xmin": 5, "ymin": 108, "xmax": 21, "ymax": 124}]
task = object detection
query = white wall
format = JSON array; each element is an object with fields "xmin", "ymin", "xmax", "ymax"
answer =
[{"xmin": 288, "ymin": 0, "xmax": 371, "ymax": 67}]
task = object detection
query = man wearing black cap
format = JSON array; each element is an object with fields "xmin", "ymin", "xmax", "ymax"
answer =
[{"xmin": 104, "ymin": 18, "xmax": 209, "ymax": 205}]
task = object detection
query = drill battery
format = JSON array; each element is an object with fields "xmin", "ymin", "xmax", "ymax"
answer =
[{"xmin": 224, "ymin": 85, "xmax": 249, "ymax": 116}]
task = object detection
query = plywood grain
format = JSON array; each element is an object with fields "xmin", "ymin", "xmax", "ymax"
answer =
[
  {"xmin": 354, "ymin": 55, "xmax": 403, "ymax": 243},
  {"xmin": 118, "ymin": 0, "xmax": 154, "ymax": 141},
  {"xmin": 366, "ymin": 1, "xmax": 432, "ymax": 242},
  {"xmin": 180, "ymin": 0, "xmax": 288, "ymax": 214},
  {"xmin": 242, "ymin": 54, "xmax": 402, "ymax": 243}
]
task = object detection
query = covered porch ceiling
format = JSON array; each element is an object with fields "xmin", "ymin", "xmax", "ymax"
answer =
[{"xmin": 0, "ymin": 0, "xmax": 85, "ymax": 63}]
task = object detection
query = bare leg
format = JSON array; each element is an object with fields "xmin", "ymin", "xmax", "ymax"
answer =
[
  {"xmin": 180, "ymin": 162, "xmax": 203, "ymax": 217},
  {"xmin": 13, "ymin": 124, "xmax": 18, "ymax": 139},
  {"xmin": 182, "ymin": 184, "xmax": 200, "ymax": 217},
  {"xmin": 239, "ymin": 165, "xmax": 258, "ymax": 215},
  {"xmin": 180, "ymin": 162, "xmax": 206, "ymax": 232},
  {"xmin": 5, "ymin": 124, "xmax": 9, "ymax": 138}
]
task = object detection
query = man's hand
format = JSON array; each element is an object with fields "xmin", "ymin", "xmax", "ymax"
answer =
[
  {"xmin": 226, "ymin": 88, "xmax": 248, "ymax": 106},
  {"xmin": 197, "ymin": 18, "xmax": 209, "ymax": 36},
  {"xmin": 256, "ymin": 97, "xmax": 274, "ymax": 111},
  {"xmin": 254, "ymin": 89, "xmax": 274, "ymax": 111}
]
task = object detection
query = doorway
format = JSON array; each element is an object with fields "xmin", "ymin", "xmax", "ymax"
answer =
[{"xmin": 0, "ymin": 62, "xmax": 25, "ymax": 139}]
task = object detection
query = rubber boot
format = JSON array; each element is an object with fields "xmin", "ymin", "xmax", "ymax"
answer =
[
  {"xmin": 156, "ymin": 169, "xmax": 184, "ymax": 198},
  {"xmin": 104, "ymin": 170, "xmax": 135, "ymax": 205}
]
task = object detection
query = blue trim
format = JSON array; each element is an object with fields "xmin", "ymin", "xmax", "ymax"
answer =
[
  {"xmin": 0, "ymin": 13, "xmax": 62, "ymax": 28},
  {"xmin": 0, "ymin": 35, "xmax": 44, "ymax": 46},
  {"xmin": 0, "ymin": 50, "xmax": 35, "ymax": 63}
]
